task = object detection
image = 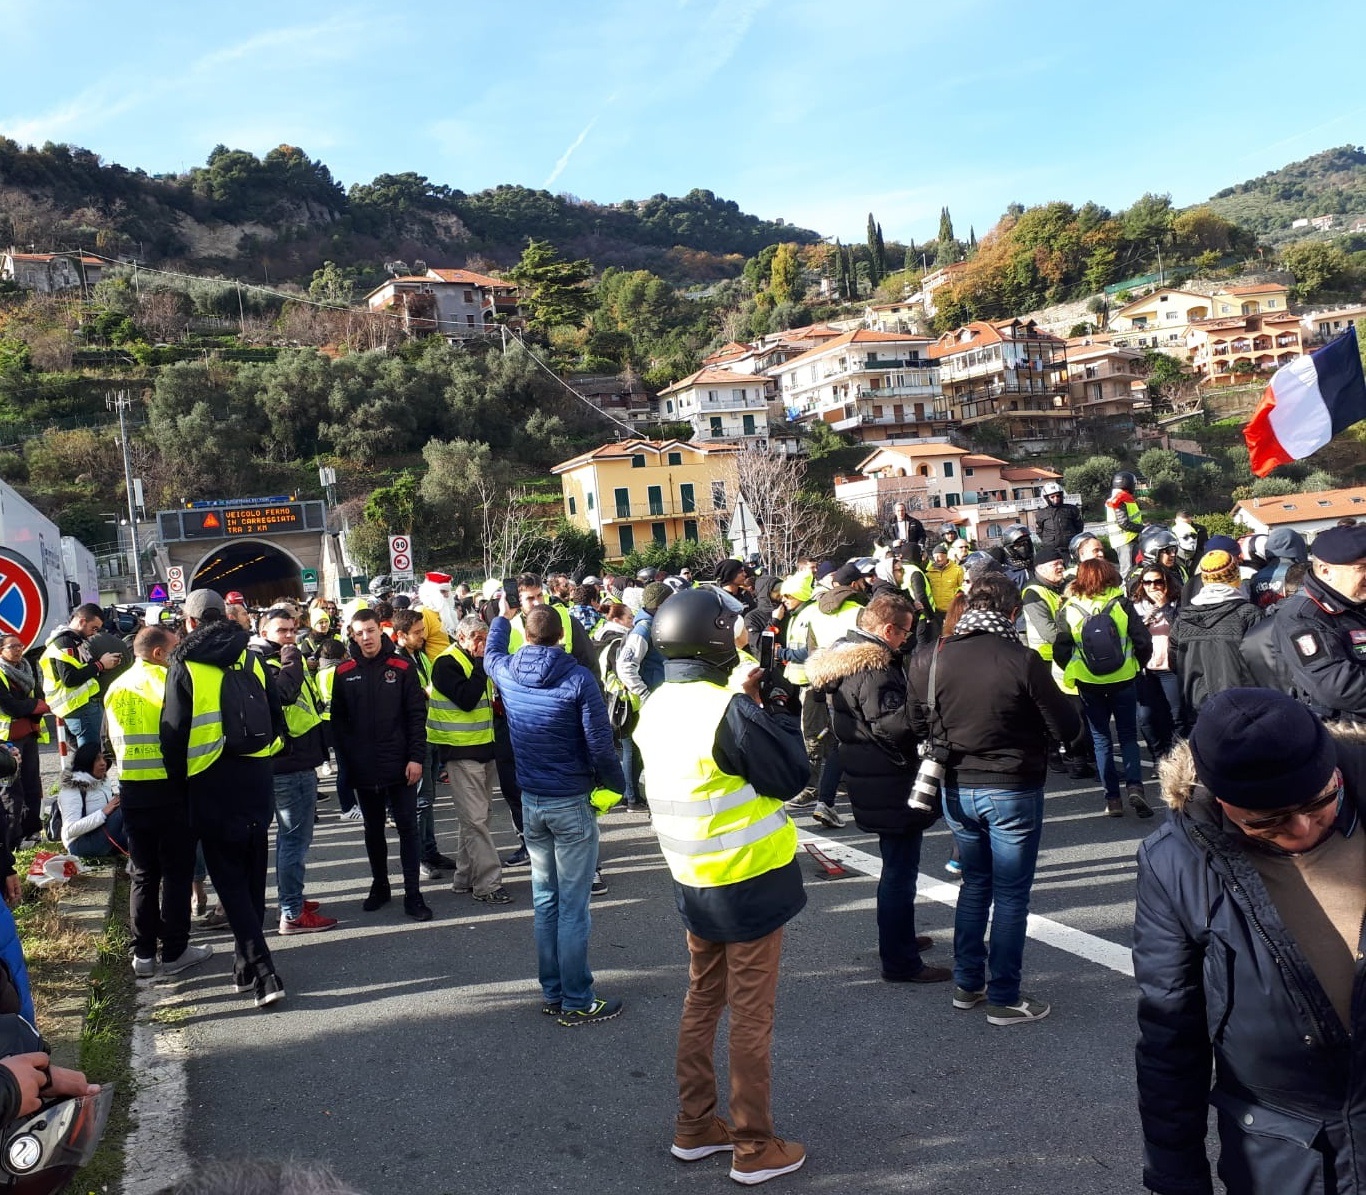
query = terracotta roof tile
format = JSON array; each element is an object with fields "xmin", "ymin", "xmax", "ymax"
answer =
[
  {"xmin": 551, "ymin": 438, "xmax": 739, "ymax": 474},
  {"xmin": 426, "ymin": 268, "xmax": 514, "ymax": 289},
  {"xmin": 1235, "ymin": 486, "xmax": 1366, "ymax": 525}
]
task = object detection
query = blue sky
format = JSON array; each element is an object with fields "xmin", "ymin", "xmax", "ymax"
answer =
[{"xmin": 1, "ymin": 0, "xmax": 1362, "ymax": 246}]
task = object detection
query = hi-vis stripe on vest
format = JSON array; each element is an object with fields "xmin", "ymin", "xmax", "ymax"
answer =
[
  {"xmin": 634, "ymin": 680, "xmax": 797, "ymax": 889},
  {"xmin": 1107, "ymin": 499, "xmax": 1141, "ymax": 549},
  {"xmin": 38, "ymin": 637, "xmax": 99, "ymax": 718},
  {"xmin": 507, "ymin": 605, "xmax": 575, "ymax": 653},
  {"xmin": 105, "ymin": 658, "xmax": 170, "ymax": 781},
  {"xmin": 427, "ymin": 643, "xmax": 494, "ymax": 747},
  {"xmin": 265, "ymin": 656, "xmax": 323, "ymax": 742},
  {"xmin": 807, "ymin": 599, "xmax": 862, "ymax": 651},
  {"xmin": 183, "ymin": 651, "xmax": 274, "ymax": 775},
  {"xmin": 316, "ymin": 666, "xmax": 335, "ymax": 720}
]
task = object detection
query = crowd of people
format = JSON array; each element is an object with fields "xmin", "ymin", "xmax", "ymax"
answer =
[{"xmin": 1, "ymin": 473, "xmax": 1364, "ymax": 1189}]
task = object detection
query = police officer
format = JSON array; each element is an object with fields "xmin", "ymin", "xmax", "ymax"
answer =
[
  {"xmin": 1035, "ymin": 481, "xmax": 1083, "ymax": 558},
  {"xmin": 1272, "ymin": 524, "xmax": 1366, "ymax": 724},
  {"xmin": 636, "ymin": 588, "xmax": 810, "ymax": 1185},
  {"xmin": 107, "ymin": 626, "xmax": 212, "ymax": 980},
  {"xmin": 1105, "ymin": 471, "xmax": 1143, "ymax": 575}
]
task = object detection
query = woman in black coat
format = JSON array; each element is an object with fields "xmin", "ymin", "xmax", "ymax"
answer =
[{"xmin": 806, "ymin": 591, "xmax": 951, "ymax": 985}]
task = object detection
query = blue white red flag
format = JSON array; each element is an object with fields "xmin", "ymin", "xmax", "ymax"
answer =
[{"xmin": 1244, "ymin": 324, "xmax": 1366, "ymax": 476}]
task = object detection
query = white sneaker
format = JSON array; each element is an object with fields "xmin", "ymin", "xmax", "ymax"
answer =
[
  {"xmin": 341, "ymin": 807, "xmax": 364, "ymax": 822},
  {"xmin": 132, "ymin": 956, "xmax": 157, "ymax": 979},
  {"xmin": 317, "ymin": 762, "xmax": 334, "ymax": 778},
  {"xmin": 161, "ymin": 944, "xmax": 214, "ymax": 975},
  {"xmin": 811, "ymin": 802, "xmax": 844, "ymax": 829},
  {"xmin": 985, "ymin": 994, "xmax": 1051, "ymax": 1026}
]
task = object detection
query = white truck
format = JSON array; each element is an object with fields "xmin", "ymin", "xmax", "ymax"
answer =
[
  {"xmin": 60, "ymin": 536, "xmax": 100, "ymax": 608},
  {"xmin": 0, "ymin": 479, "xmax": 76, "ymax": 646}
]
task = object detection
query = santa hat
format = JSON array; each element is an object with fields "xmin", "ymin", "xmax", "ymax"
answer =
[{"xmin": 425, "ymin": 571, "xmax": 452, "ymax": 586}]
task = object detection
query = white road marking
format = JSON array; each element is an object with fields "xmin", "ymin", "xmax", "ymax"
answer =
[
  {"xmin": 798, "ymin": 831, "xmax": 1135, "ymax": 978},
  {"xmin": 123, "ymin": 984, "xmax": 193, "ymax": 1194}
]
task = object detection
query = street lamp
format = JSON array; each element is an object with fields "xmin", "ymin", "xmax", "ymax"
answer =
[{"xmin": 106, "ymin": 391, "xmax": 144, "ymax": 596}]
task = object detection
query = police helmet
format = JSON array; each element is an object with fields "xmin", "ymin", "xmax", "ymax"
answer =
[
  {"xmin": 1112, "ymin": 470, "xmax": 1138, "ymax": 493},
  {"xmin": 581, "ymin": 575, "xmax": 602, "ymax": 588},
  {"xmin": 635, "ymin": 567, "xmax": 656, "ymax": 584},
  {"xmin": 1136, "ymin": 525, "xmax": 1179, "ymax": 561},
  {"xmin": 651, "ymin": 589, "xmax": 739, "ymax": 669},
  {"xmin": 1040, "ymin": 481, "xmax": 1064, "ymax": 499}
]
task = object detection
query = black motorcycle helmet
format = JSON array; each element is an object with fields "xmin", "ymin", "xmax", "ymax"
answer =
[
  {"xmin": 939, "ymin": 522, "xmax": 959, "ymax": 541},
  {"xmin": 1136, "ymin": 525, "xmax": 1179, "ymax": 563},
  {"xmin": 1069, "ymin": 531, "xmax": 1104, "ymax": 563},
  {"xmin": 1001, "ymin": 524, "xmax": 1034, "ymax": 561},
  {"xmin": 1112, "ymin": 470, "xmax": 1138, "ymax": 493},
  {"xmin": 651, "ymin": 589, "xmax": 738, "ymax": 670}
]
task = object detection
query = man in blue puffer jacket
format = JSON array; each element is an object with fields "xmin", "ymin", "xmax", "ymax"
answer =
[{"xmin": 486, "ymin": 601, "xmax": 627, "ymax": 1027}]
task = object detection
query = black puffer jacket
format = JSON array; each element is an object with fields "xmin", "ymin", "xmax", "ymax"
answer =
[
  {"xmin": 1135, "ymin": 730, "xmax": 1366, "ymax": 1195},
  {"xmin": 806, "ymin": 630, "xmax": 918, "ymax": 834},
  {"xmin": 329, "ymin": 635, "xmax": 427, "ymax": 789},
  {"xmin": 1168, "ymin": 591, "xmax": 1262, "ymax": 714},
  {"xmin": 906, "ymin": 630, "xmax": 1083, "ymax": 790},
  {"xmin": 1035, "ymin": 499, "xmax": 1083, "ymax": 555}
]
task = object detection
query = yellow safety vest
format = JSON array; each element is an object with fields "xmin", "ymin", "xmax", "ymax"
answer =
[
  {"xmin": 507, "ymin": 605, "xmax": 575, "ymax": 654},
  {"xmin": 105, "ymin": 659, "xmax": 169, "ymax": 782},
  {"xmin": 38, "ymin": 636, "xmax": 99, "ymax": 718},
  {"xmin": 183, "ymin": 651, "xmax": 274, "ymax": 775},
  {"xmin": 0, "ymin": 679, "xmax": 49, "ymax": 745},
  {"xmin": 426, "ymin": 644, "xmax": 494, "ymax": 747},
  {"xmin": 807, "ymin": 599, "xmax": 862, "ymax": 651},
  {"xmin": 901, "ymin": 563, "xmax": 936, "ymax": 613},
  {"xmin": 1106, "ymin": 499, "xmax": 1142, "ymax": 549},
  {"xmin": 265, "ymin": 655, "xmax": 323, "ymax": 741},
  {"xmin": 316, "ymin": 666, "xmax": 335, "ymax": 721},
  {"xmin": 635, "ymin": 679, "xmax": 798, "ymax": 889},
  {"xmin": 782, "ymin": 600, "xmax": 816, "ymax": 686},
  {"xmin": 1022, "ymin": 582, "xmax": 1075, "ymax": 695},
  {"xmin": 1059, "ymin": 590, "xmax": 1139, "ymax": 686}
]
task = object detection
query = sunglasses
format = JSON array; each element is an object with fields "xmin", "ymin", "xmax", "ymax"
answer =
[
  {"xmin": 1231, "ymin": 773, "xmax": 1343, "ymax": 831},
  {"xmin": 1142, "ymin": 577, "xmax": 1166, "ymax": 586}
]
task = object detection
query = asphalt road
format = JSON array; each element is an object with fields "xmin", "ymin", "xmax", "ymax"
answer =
[{"xmin": 128, "ymin": 766, "xmax": 1176, "ymax": 1195}]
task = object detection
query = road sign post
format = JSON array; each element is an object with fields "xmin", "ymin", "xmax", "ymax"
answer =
[
  {"xmin": 301, "ymin": 568, "xmax": 319, "ymax": 595},
  {"xmin": 166, "ymin": 566, "xmax": 186, "ymax": 600},
  {"xmin": 0, "ymin": 547, "xmax": 50, "ymax": 651},
  {"xmin": 387, "ymin": 535, "xmax": 415, "ymax": 584}
]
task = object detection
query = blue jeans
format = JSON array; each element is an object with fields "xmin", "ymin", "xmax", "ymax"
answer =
[
  {"xmin": 272, "ymin": 771, "xmax": 317, "ymax": 920},
  {"xmin": 522, "ymin": 791, "xmax": 599, "ymax": 1011},
  {"xmin": 1076, "ymin": 680, "xmax": 1144, "ymax": 800},
  {"xmin": 620, "ymin": 736, "xmax": 639, "ymax": 805},
  {"xmin": 63, "ymin": 703, "xmax": 103, "ymax": 751},
  {"xmin": 67, "ymin": 806, "xmax": 127, "ymax": 857},
  {"xmin": 876, "ymin": 831, "xmax": 926, "ymax": 979},
  {"xmin": 943, "ymin": 785, "xmax": 1045, "ymax": 1006},
  {"xmin": 1136, "ymin": 670, "xmax": 1183, "ymax": 761}
]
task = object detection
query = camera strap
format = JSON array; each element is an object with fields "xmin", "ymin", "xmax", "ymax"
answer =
[{"xmin": 926, "ymin": 640, "xmax": 942, "ymax": 750}]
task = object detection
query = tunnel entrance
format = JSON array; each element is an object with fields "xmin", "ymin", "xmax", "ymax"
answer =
[{"xmin": 191, "ymin": 540, "xmax": 304, "ymax": 607}]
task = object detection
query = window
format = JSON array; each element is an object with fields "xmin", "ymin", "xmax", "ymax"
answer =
[
  {"xmin": 944, "ymin": 462, "xmax": 954, "ymax": 478},
  {"xmin": 1220, "ymin": 304, "xmax": 1232, "ymax": 314},
  {"xmin": 679, "ymin": 483, "xmax": 695, "ymax": 513},
  {"xmin": 666, "ymin": 400, "xmax": 674, "ymax": 414},
  {"xmin": 964, "ymin": 466, "xmax": 975, "ymax": 477},
  {"xmin": 1165, "ymin": 310, "xmax": 1178, "ymax": 321},
  {"xmin": 619, "ymin": 526, "xmax": 634, "ymax": 555},
  {"xmin": 707, "ymin": 390, "xmax": 719, "ymax": 401},
  {"xmin": 651, "ymin": 522, "xmax": 667, "ymax": 546},
  {"xmin": 614, "ymin": 488, "xmax": 631, "ymax": 518},
  {"xmin": 647, "ymin": 485, "xmax": 664, "ymax": 516},
  {"xmin": 463, "ymin": 291, "xmax": 475, "ymax": 303},
  {"xmin": 1268, "ymin": 298, "xmax": 1278, "ymax": 308},
  {"xmin": 710, "ymin": 416, "xmax": 723, "ymax": 437},
  {"xmin": 684, "ymin": 520, "xmax": 699, "ymax": 542},
  {"xmin": 742, "ymin": 414, "xmax": 756, "ymax": 436},
  {"xmin": 712, "ymin": 480, "xmax": 727, "ymax": 510},
  {"xmin": 586, "ymin": 491, "xmax": 594, "ymax": 511},
  {"xmin": 733, "ymin": 388, "xmax": 744, "ymax": 402},
  {"xmin": 667, "ymin": 451, "xmax": 682, "ymax": 466},
  {"xmin": 466, "ymin": 314, "xmax": 476, "ymax": 326},
  {"xmin": 631, "ymin": 454, "xmax": 646, "ymax": 468},
  {"xmin": 568, "ymin": 496, "xmax": 577, "ymax": 515},
  {"xmin": 945, "ymin": 493, "xmax": 961, "ymax": 507}
]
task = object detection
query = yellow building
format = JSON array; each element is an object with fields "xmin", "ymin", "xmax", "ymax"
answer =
[{"xmin": 551, "ymin": 439, "xmax": 740, "ymax": 561}]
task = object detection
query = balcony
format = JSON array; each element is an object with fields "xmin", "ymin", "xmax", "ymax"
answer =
[
  {"xmin": 1276, "ymin": 335, "xmax": 1299, "ymax": 348},
  {"xmin": 603, "ymin": 499, "xmax": 708, "ymax": 522},
  {"xmin": 682, "ymin": 393, "xmax": 767, "ymax": 412},
  {"xmin": 855, "ymin": 381, "xmax": 937, "ymax": 399}
]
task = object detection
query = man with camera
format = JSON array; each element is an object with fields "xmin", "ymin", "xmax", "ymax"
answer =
[
  {"xmin": 907, "ymin": 572, "xmax": 1082, "ymax": 1026},
  {"xmin": 808, "ymin": 593, "xmax": 951, "ymax": 985}
]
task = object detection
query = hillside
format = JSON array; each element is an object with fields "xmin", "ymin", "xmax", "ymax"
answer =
[
  {"xmin": 1205, "ymin": 145, "xmax": 1366, "ymax": 238},
  {"xmin": 0, "ymin": 140, "xmax": 820, "ymax": 288}
]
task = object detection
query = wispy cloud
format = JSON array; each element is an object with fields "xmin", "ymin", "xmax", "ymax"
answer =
[{"xmin": 544, "ymin": 117, "xmax": 599, "ymax": 188}]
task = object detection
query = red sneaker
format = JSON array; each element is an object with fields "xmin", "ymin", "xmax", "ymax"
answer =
[
  {"xmin": 280, "ymin": 909, "xmax": 338, "ymax": 935},
  {"xmin": 303, "ymin": 900, "xmax": 320, "ymax": 914}
]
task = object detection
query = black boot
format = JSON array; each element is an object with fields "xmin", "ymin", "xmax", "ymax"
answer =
[
  {"xmin": 362, "ymin": 882, "xmax": 391, "ymax": 912},
  {"xmin": 404, "ymin": 894, "xmax": 433, "ymax": 922}
]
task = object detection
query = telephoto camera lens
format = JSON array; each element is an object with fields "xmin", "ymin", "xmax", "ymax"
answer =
[{"xmin": 908, "ymin": 756, "xmax": 946, "ymax": 813}]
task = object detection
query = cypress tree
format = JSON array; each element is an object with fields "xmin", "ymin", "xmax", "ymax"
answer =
[
  {"xmin": 866, "ymin": 212, "xmax": 882, "ymax": 286},
  {"xmin": 833, "ymin": 239, "xmax": 846, "ymax": 298},
  {"xmin": 874, "ymin": 222, "xmax": 887, "ymax": 282}
]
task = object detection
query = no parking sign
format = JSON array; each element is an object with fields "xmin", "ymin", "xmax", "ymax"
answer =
[{"xmin": 0, "ymin": 548, "xmax": 50, "ymax": 651}]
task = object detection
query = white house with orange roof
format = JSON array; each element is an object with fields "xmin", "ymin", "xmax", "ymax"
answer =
[
  {"xmin": 364, "ymin": 266, "xmax": 519, "ymax": 335},
  {"xmin": 656, "ymin": 367, "xmax": 772, "ymax": 446},
  {"xmin": 1233, "ymin": 486, "xmax": 1366, "ymax": 540},
  {"xmin": 766, "ymin": 328, "xmax": 949, "ymax": 444},
  {"xmin": 1, "ymin": 249, "xmax": 103, "ymax": 293}
]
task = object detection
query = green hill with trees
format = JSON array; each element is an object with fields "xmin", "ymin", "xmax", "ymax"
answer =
[{"xmin": 1205, "ymin": 145, "xmax": 1366, "ymax": 238}]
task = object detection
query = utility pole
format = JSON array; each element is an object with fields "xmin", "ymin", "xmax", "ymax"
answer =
[{"xmin": 106, "ymin": 390, "xmax": 144, "ymax": 597}]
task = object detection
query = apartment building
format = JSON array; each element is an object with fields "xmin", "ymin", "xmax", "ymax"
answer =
[
  {"xmin": 656, "ymin": 368, "xmax": 771, "ymax": 445},
  {"xmin": 767, "ymin": 328, "xmax": 950, "ymax": 444},
  {"xmin": 1065, "ymin": 342, "xmax": 1148, "ymax": 424},
  {"xmin": 1186, "ymin": 310, "xmax": 1306, "ymax": 386},
  {"xmin": 364, "ymin": 267, "xmax": 519, "ymax": 335},
  {"xmin": 930, "ymin": 318, "xmax": 1073, "ymax": 452},
  {"xmin": 1109, "ymin": 283, "xmax": 1293, "ymax": 360},
  {"xmin": 551, "ymin": 438, "xmax": 739, "ymax": 561}
]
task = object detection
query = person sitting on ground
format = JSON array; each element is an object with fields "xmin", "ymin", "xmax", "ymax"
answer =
[{"xmin": 57, "ymin": 741, "xmax": 127, "ymax": 858}]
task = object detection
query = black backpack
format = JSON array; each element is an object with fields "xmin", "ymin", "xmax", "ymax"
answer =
[
  {"xmin": 1075, "ymin": 597, "xmax": 1127, "ymax": 676},
  {"xmin": 220, "ymin": 659, "xmax": 274, "ymax": 755}
]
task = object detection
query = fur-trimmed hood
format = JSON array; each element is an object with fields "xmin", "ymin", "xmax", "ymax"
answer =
[
  {"xmin": 805, "ymin": 633, "xmax": 892, "ymax": 691},
  {"xmin": 1159, "ymin": 721, "xmax": 1366, "ymax": 812}
]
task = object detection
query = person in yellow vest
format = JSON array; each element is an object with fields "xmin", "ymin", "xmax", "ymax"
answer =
[
  {"xmin": 160, "ymin": 589, "xmax": 288, "ymax": 1010},
  {"xmin": 39, "ymin": 603, "xmax": 122, "ymax": 751},
  {"xmin": 506, "ymin": 573, "xmax": 598, "ymax": 672},
  {"xmin": 416, "ymin": 571, "xmax": 457, "ymax": 661},
  {"xmin": 636, "ymin": 587, "xmax": 810, "ymax": 1185},
  {"xmin": 1020, "ymin": 548, "xmax": 1094, "ymax": 781},
  {"xmin": 0, "ymin": 634, "xmax": 50, "ymax": 848},
  {"xmin": 314, "ymin": 638, "xmax": 360, "ymax": 820},
  {"xmin": 429, "ymin": 615, "xmax": 511, "ymax": 905},
  {"xmin": 259, "ymin": 607, "xmax": 338, "ymax": 936},
  {"xmin": 1053, "ymin": 558, "xmax": 1154, "ymax": 819},
  {"xmin": 391, "ymin": 610, "xmax": 458, "ymax": 878},
  {"xmin": 925, "ymin": 543, "xmax": 964, "ymax": 613},
  {"xmin": 107, "ymin": 626, "xmax": 213, "ymax": 979},
  {"xmin": 1105, "ymin": 470, "xmax": 1143, "ymax": 575}
]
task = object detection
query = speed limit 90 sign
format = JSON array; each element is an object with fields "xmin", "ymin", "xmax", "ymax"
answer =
[{"xmin": 388, "ymin": 535, "xmax": 412, "ymax": 573}]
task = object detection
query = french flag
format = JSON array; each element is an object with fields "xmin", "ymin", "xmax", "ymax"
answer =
[{"xmin": 1244, "ymin": 325, "xmax": 1366, "ymax": 477}]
